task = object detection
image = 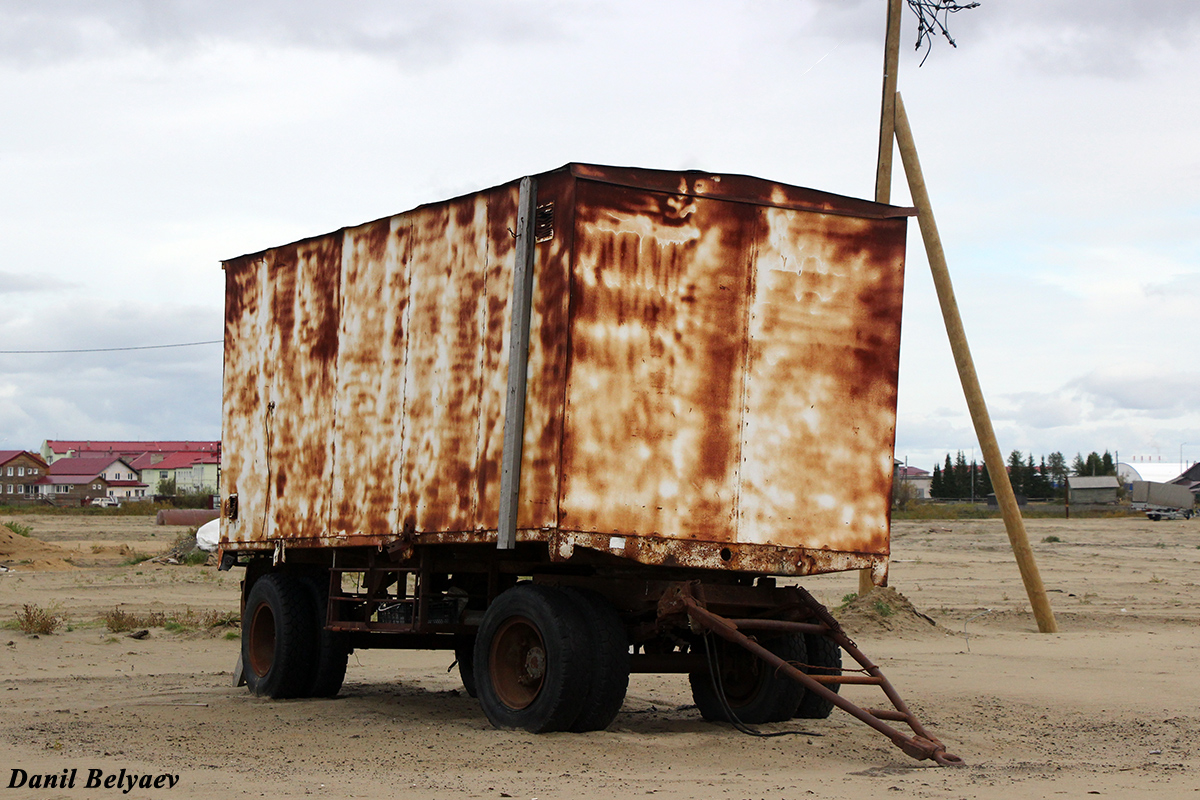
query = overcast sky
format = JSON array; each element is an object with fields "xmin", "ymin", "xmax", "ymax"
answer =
[{"xmin": 1, "ymin": 0, "xmax": 1197, "ymax": 473}]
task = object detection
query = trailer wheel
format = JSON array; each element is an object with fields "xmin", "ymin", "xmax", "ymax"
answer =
[
  {"xmin": 562, "ymin": 588, "xmax": 629, "ymax": 732},
  {"xmin": 690, "ymin": 633, "xmax": 806, "ymax": 725},
  {"xmin": 793, "ymin": 634, "xmax": 841, "ymax": 719},
  {"xmin": 454, "ymin": 635, "xmax": 477, "ymax": 698},
  {"xmin": 301, "ymin": 574, "xmax": 349, "ymax": 698},
  {"xmin": 474, "ymin": 584, "xmax": 592, "ymax": 733},
  {"xmin": 242, "ymin": 573, "xmax": 318, "ymax": 699}
]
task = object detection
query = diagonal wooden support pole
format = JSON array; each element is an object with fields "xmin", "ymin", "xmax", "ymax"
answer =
[{"xmin": 893, "ymin": 92, "xmax": 1058, "ymax": 633}]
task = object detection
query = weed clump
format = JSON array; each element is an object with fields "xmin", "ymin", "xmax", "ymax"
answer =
[
  {"xmin": 103, "ymin": 607, "xmax": 167, "ymax": 632},
  {"xmin": 119, "ymin": 551, "xmax": 154, "ymax": 567},
  {"xmin": 102, "ymin": 606, "xmax": 237, "ymax": 633},
  {"xmin": 14, "ymin": 604, "xmax": 64, "ymax": 635},
  {"xmin": 3, "ymin": 520, "xmax": 33, "ymax": 537},
  {"xmin": 162, "ymin": 529, "xmax": 212, "ymax": 566}
]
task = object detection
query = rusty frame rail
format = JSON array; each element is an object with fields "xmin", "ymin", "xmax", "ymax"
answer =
[{"xmin": 675, "ymin": 584, "xmax": 963, "ymax": 766}]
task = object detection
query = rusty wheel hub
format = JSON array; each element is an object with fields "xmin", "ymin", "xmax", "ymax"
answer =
[
  {"xmin": 248, "ymin": 602, "xmax": 276, "ymax": 677},
  {"xmin": 490, "ymin": 616, "xmax": 547, "ymax": 710}
]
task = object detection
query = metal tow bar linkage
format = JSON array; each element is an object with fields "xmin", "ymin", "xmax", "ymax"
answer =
[{"xmin": 676, "ymin": 584, "xmax": 963, "ymax": 766}]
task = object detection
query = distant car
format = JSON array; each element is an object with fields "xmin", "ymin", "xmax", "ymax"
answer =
[
  {"xmin": 90, "ymin": 497, "xmax": 120, "ymax": 508},
  {"xmin": 1147, "ymin": 508, "xmax": 1193, "ymax": 521}
]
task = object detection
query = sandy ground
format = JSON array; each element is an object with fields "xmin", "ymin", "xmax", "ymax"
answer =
[{"xmin": 1, "ymin": 513, "xmax": 1198, "ymax": 799}]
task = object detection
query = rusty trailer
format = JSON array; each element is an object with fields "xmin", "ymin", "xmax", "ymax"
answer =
[{"xmin": 219, "ymin": 163, "xmax": 958, "ymax": 763}]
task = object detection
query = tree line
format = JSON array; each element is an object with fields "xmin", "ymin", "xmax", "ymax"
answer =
[{"xmin": 927, "ymin": 450, "xmax": 1117, "ymax": 501}]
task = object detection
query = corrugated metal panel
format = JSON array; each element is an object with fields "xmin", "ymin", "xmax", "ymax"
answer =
[
  {"xmin": 329, "ymin": 215, "xmax": 410, "ymax": 538},
  {"xmin": 265, "ymin": 237, "xmax": 341, "ymax": 541},
  {"xmin": 508, "ymin": 172, "xmax": 573, "ymax": 531},
  {"xmin": 397, "ymin": 196, "xmax": 490, "ymax": 532},
  {"xmin": 736, "ymin": 208, "xmax": 905, "ymax": 554},
  {"xmin": 559, "ymin": 181, "xmax": 752, "ymax": 540},
  {"xmin": 558, "ymin": 180, "xmax": 905, "ymax": 555},
  {"xmin": 222, "ymin": 255, "xmax": 271, "ymax": 545}
]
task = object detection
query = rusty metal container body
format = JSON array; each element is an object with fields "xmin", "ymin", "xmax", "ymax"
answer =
[{"xmin": 221, "ymin": 164, "xmax": 908, "ymax": 579}]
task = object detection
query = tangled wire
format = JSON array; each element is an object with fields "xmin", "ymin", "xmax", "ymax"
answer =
[{"xmin": 906, "ymin": 0, "xmax": 981, "ymax": 65}]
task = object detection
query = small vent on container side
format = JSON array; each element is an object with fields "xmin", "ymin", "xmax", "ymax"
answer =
[{"xmin": 534, "ymin": 202, "xmax": 554, "ymax": 242}]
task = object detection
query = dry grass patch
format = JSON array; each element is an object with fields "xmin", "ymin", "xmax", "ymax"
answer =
[
  {"xmin": 13, "ymin": 603, "xmax": 65, "ymax": 635},
  {"xmin": 103, "ymin": 606, "xmax": 238, "ymax": 633},
  {"xmin": 103, "ymin": 607, "xmax": 167, "ymax": 632}
]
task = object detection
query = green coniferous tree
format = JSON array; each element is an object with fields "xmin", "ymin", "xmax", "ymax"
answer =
[
  {"xmin": 931, "ymin": 463, "xmax": 944, "ymax": 498},
  {"xmin": 1008, "ymin": 450, "xmax": 1026, "ymax": 496},
  {"xmin": 1027, "ymin": 454, "xmax": 1045, "ymax": 499},
  {"xmin": 1047, "ymin": 452, "xmax": 1068, "ymax": 497},
  {"xmin": 954, "ymin": 451, "xmax": 970, "ymax": 500},
  {"xmin": 1071, "ymin": 453, "xmax": 1087, "ymax": 476}
]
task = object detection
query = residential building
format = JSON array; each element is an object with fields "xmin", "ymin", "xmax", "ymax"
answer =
[
  {"xmin": 894, "ymin": 464, "xmax": 932, "ymax": 499},
  {"xmin": 33, "ymin": 456, "xmax": 149, "ymax": 506},
  {"xmin": 38, "ymin": 440, "xmax": 221, "ymax": 497},
  {"xmin": 40, "ymin": 440, "xmax": 219, "ymax": 465},
  {"xmin": 140, "ymin": 451, "xmax": 220, "ymax": 494},
  {"xmin": 1173, "ymin": 462, "xmax": 1200, "ymax": 500},
  {"xmin": 0, "ymin": 450, "xmax": 50, "ymax": 504}
]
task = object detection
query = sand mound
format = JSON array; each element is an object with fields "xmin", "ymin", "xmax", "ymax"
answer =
[
  {"xmin": 0, "ymin": 527, "xmax": 78, "ymax": 571},
  {"xmin": 833, "ymin": 586, "xmax": 944, "ymax": 639}
]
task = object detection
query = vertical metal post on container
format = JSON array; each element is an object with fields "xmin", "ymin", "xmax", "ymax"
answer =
[{"xmin": 497, "ymin": 176, "xmax": 538, "ymax": 550}]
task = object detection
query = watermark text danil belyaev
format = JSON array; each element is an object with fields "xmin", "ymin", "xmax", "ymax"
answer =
[{"xmin": 8, "ymin": 768, "xmax": 180, "ymax": 793}]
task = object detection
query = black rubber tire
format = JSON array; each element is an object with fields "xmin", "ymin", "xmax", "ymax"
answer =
[
  {"xmin": 473, "ymin": 584, "xmax": 593, "ymax": 733},
  {"xmin": 454, "ymin": 635, "xmax": 477, "ymax": 698},
  {"xmin": 242, "ymin": 573, "xmax": 318, "ymax": 699},
  {"xmin": 793, "ymin": 634, "xmax": 841, "ymax": 719},
  {"xmin": 562, "ymin": 587, "xmax": 629, "ymax": 732},
  {"xmin": 301, "ymin": 574, "xmax": 349, "ymax": 698},
  {"xmin": 689, "ymin": 633, "xmax": 806, "ymax": 725}
]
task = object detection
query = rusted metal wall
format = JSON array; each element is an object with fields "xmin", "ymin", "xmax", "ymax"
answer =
[
  {"xmin": 223, "ymin": 176, "xmax": 573, "ymax": 547},
  {"xmin": 222, "ymin": 164, "xmax": 908, "ymax": 575},
  {"xmin": 559, "ymin": 175, "xmax": 906, "ymax": 556}
]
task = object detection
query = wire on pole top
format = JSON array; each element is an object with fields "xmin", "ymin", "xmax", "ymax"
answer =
[{"xmin": 906, "ymin": 0, "xmax": 981, "ymax": 65}]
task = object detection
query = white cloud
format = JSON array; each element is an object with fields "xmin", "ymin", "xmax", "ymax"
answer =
[
  {"xmin": 0, "ymin": 270, "xmax": 75, "ymax": 294},
  {"xmin": 0, "ymin": 1, "xmax": 568, "ymax": 66},
  {"xmin": 0, "ymin": 301, "xmax": 221, "ymax": 448},
  {"xmin": 1069, "ymin": 369, "xmax": 1200, "ymax": 415},
  {"xmin": 993, "ymin": 392, "xmax": 1082, "ymax": 430},
  {"xmin": 1142, "ymin": 271, "xmax": 1200, "ymax": 299}
]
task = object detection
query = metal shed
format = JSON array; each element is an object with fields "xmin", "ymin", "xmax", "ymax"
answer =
[{"xmin": 1066, "ymin": 475, "xmax": 1120, "ymax": 505}]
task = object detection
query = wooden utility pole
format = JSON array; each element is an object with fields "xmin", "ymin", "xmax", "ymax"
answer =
[
  {"xmin": 860, "ymin": 0, "xmax": 904, "ymax": 598},
  {"xmin": 874, "ymin": 0, "xmax": 903, "ymax": 206},
  {"xmin": 893, "ymin": 93, "xmax": 1059, "ymax": 633}
]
